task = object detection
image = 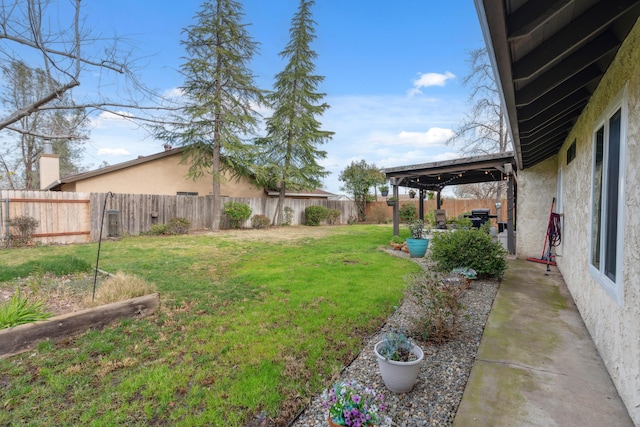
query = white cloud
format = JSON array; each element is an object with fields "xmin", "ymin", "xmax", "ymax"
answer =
[
  {"xmin": 97, "ymin": 148, "xmax": 131, "ymax": 156},
  {"xmin": 408, "ymin": 71, "xmax": 456, "ymax": 96},
  {"xmin": 163, "ymin": 87, "xmax": 184, "ymax": 99},
  {"xmin": 90, "ymin": 111, "xmax": 136, "ymax": 130}
]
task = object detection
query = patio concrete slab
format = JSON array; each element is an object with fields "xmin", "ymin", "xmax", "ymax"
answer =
[{"xmin": 453, "ymin": 259, "xmax": 633, "ymax": 427}]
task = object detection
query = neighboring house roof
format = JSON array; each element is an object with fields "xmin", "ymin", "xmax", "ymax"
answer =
[
  {"xmin": 45, "ymin": 146, "xmax": 189, "ymax": 191},
  {"xmin": 475, "ymin": 0, "xmax": 640, "ymax": 170}
]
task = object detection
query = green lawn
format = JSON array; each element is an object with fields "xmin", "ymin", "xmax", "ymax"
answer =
[{"xmin": 0, "ymin": 225, "xmax": 419, "ymax": 426}]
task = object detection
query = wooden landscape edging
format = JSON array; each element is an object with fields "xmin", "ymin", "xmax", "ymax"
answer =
[{"xmin": 0, "ymin": 293, "xmax": 160, "ymax": 359}]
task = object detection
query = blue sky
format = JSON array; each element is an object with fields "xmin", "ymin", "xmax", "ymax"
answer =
[{"xmin": 80, "ymin": 0, "xmax": 485, "ymax": 195}]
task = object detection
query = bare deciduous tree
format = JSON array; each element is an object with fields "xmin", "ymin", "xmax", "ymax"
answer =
[
  {"xmin": 449, "ymin": 47, "xmax": 511, "ymax": 201},
  {"xmin": 0, "ymin": 0, "xmax": 175, "ymax": 140}
]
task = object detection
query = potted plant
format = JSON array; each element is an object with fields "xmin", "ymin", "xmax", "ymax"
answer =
[
  {"xmin": 374, "ymin": 331, "xmax": 424, "ymax": 393},
  {"xmin": 408, "ymin": 189, "xmax": 416, "ymax": 198},
  {"xmin": 405, "ymin": 220, "xmax": 429, "ymax": 257},
  {"xmin": 379, "ymin": 185, "xmax": 389, "ymax": 197},
  {"xmin": 386, "ymin": 196, "xmax": 398, "ymax": 207},
  {"xmin": 322, "ymin": 380, "xmax": 388, "ymax": 426}
]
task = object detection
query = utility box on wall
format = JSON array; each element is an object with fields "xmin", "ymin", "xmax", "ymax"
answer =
[{"xmin": 107, "ymin": 210, "xmax": 120, "ymax": 237}]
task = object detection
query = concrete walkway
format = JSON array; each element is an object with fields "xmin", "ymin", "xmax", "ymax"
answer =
[{"xmin": 454, "ymin": 259, "xmax": 634, "ymax": 427}]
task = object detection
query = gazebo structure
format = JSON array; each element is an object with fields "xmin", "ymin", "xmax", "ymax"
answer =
[{"xmin": 382, "ymin": 151, "xmax": 517, "ymax": 253}]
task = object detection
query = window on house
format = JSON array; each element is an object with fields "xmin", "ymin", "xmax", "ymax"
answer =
[{"xmin": 589, "ymin": 89, "xmax": 626, "ymax": 305}]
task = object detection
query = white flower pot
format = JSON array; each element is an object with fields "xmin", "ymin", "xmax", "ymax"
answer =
[{"xmin": 374, "ymin": 340, "xmax": 424, "ymax": 393}]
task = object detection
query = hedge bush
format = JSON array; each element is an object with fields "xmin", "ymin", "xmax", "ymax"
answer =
[
  {"xmin": 224, "ymin": 202, "xmax": 252, "ymax": 229},
  {"xmin": 305, "ymin": 205, "xmax": 329, "ymax": 226},
  {"xmin": 326, "ymin": 209, "xmax": 341, "ymax": 225},
  {"xmin": 251, "ymin": 214, "xmax": 270, "ymax": 229},
  {"xmin": 430, "ymin": 229, "xmax": 507, "ymax": 279},
  {"xmin": 399, "ymin": 203, "xmax": 417, "ymax": 222}
]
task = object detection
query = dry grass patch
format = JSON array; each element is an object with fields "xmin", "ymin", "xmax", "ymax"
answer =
[{"xmin": 84, "ymin": 272, "xmax": 157, "ymax": 307}]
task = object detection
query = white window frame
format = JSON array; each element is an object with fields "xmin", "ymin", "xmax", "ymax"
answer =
[{"xmin": 588, "ymin": 85, "xmax": 627, "ymax": 306}]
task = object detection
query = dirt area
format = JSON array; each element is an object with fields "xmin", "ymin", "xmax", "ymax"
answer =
[
  {"xmin": 196, "ymin": 224, "xmax": 342, "ymax": 242},
  {"xmin": 0, "ymin": 273, "xmax": 103, "ymax": 318}
]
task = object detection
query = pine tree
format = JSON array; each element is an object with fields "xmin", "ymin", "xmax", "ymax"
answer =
[
  {"xmin": 158, "ymin": 0, "xmax": 264, "ymax": 231},
  {"xmin": 257, "ymin": 0, "xmax": 333, "ymax": 225}
]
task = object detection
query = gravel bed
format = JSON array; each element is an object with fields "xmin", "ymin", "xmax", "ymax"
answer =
[{"xmin": 290, "ymin": 248, "xmax": 499, "ymax": 427}]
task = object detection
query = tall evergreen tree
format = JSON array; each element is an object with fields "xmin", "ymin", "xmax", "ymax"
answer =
[
  {"xmin": 257, "ymin": 0, "xmax": 333, "ymax": 225},
  {"xmin": 157, "ymin": 0, "xmax": 264, "ymax": 231}
]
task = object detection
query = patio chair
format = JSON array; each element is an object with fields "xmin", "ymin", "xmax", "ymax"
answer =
[{"xmin": 434, "ymin": 209, "xmax": 447, "ymax": 229}]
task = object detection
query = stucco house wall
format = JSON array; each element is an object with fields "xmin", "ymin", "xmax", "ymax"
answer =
[
  {"xmin": 54, "ymin": 149, "xmax": 265, "ymax": 198},
  {"xmin": 515, "ymin": 156, "xmax": 558, "ymax": 259},
  {"xmin": 535, "ymin": 20, "xmax": 640, "ymax": 423}
]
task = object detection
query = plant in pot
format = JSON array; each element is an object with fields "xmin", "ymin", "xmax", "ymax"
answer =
[
  {"xmin": 379, "ymin": 184, "xmax": 389, "ymax": 197},
  {"xmin": 322, "ymin": 380, "xmax": 389, "ymax": 426},
  {"xmin": 374, "ymin": 330, "xmax": 424, "ymax": 393},
  {"xmin": 405, "ymin": 220, "xmax": 430, "ymax": 258},
  {"xmin": 408, "ymin": 189, "xmax": 416, "ymax": 198},
  {"xmin": 386, "ymin": 196, "xmax": 398, "ymax": 207}
]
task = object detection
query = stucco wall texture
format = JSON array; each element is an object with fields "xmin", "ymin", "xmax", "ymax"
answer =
[
  {"xmin": 517, "ymin": 20, "xmax": 640, "ymax": 424},
  {"xmin": 60, "ymin": 151, "xmax": 265, "ymax": 198}
]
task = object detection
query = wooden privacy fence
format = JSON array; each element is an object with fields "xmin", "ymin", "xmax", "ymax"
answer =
[
  {"xmin": 365, "ymin": 197, "xmax": 509, "ymax": 224},
  {"xmin": 1, "ymin": 190, "xmax": 91, "ymax": 246},
  {"xmin": 2, "ymin": 190, "xmax": 358, "ymax": 245}
]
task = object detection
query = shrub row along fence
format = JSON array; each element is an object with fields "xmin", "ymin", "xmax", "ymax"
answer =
[
  {"xmin": 365, "ymin": 197, "xmax": 509, "ymax": 224},
  {"xmin": 0, "ymin": 190, "xmax": 358, "ymax": 246}
]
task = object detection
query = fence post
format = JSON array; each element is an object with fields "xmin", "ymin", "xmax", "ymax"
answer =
[{"xmin": 3, "ymin": 198, "xmax": 9, "ymax": 247}]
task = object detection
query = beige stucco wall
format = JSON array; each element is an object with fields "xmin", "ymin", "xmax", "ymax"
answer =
[
  {"xmin": 516, "ymin": 156, "xmax": 558, "ymax": 258},
  {"xmin": 522, "ymin": 19, "xmax": 640, "ymax": 424},
  {"xmin": 61, "ymin": 152, "xmax": 265, "ymax": 197}
]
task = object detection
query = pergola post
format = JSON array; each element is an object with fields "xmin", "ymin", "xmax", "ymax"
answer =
[
  {"xmin": 418, "ymin": 189, "xmax": 425, "ymax": 221},
  {"xmin": 507, "ymin": 168, "xmax": 516, "ymax": 254},
  {"xmin": 392, "ymin": 179, "xmax": 399, "ymax": 236}
]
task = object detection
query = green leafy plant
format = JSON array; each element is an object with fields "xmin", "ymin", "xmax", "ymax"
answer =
[
  {"xmin": 224, "ymin": 202, "xmax": 252, "ymax": 229},
  {"xmin": 304, "ymin": 205, "xmax": 329, "ymax": 226},
  {"xmin": 406, "ymin": 219, "xmax": 426, "ymax": 239},
  {"xmin": 412, "ymin": 274, "xmax": 466, "ymax": 343},
  {"xmin": 322, "ymin": 380, "xmax": 387, "ymax": 426},
  {"xmin": 399, "ymin": 203, "xmax": 416, "ymax": 222},
  {"xmin": 251, "ymin": 214, "xmax": 270, "ymax": 229},
  {"xmin": 376, "ymin": 330, "xmax": 418, "ymax": 362},
  {"xmin": 390, "ymin": 235, "xmax": 404, "ymax": 245},
  {"xmin": 430, "ymin": 229, "xmax": 507, "ymax": 279},
  {"xmin": 379, "ymin": 184, "xmax": 389, "ymax": 193},
  {"xmin": 0, "ymin": 291, "xmax": 51, "ymax": 329},
  {"xmin": 283, "ymin": 206, "xmax": 294, "ymax": 226},
  {"xmin": 9, "ymin": 215, "xmax": 39, "ymax": 246}
]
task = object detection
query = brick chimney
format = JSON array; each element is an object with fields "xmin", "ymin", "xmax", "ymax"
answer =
[{"xmin": 38, "ymin": 140, "xmax": 60, "ymax": 189}]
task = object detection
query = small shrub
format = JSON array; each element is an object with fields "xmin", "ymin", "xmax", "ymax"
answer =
[
  {"xmin": 85, "ymin": 271, "xmax": 157, "ymax": 307},
  {"xmin": 326, "ymin": 209, "xmax": 341, "ymax": 225},
  {"xmin": 479, "ymin": 221, "xmax": 492, "ymax": 234},
  {"xmin": 283, "ymin": 206, "xmax": 294, "ymax": 226},
  {"xmin": 370, "ymin": 206, "xmax": 388, "ymax": 224},
  {"xmin": 9, "ymin": 215, "xmax": 39, "ymax": 246},
  {"xmin": 347, "ymin": 215, "xmax": 358, "ymax": 225},
  {"xmin": 304, "ymin": 205, "xmax": 329, "ymax": 226},
  {"xmin": 399, "ymin": 203, "xmax": 417, "ymax": 222},
  {"xmin": 167, "ymin": 217, "xmax": 191, "ymax": 235},
  {"xmin": 448, "ymin": 215, "xmax": 473, "ymax": 229},
  {"xmin": 224, "ymin": 202, "xmax": 252, "ymax": 229},
  {"xmin": 390, "ymin": 235, "xmax": 404, "ymax": 245},
  {"xmin": 148, "ymin": 224, "xmax": 168, "ymax": 235},
  {"xmin": 412, "ymin": 273, "xmax": 466, "ymax": 343},
  {"xmin": 430, "ymin": 229, "xmax": 507, "ymax": 279},
  {"xmin": 0, "ymin": 291, "xmax": 51, "ymax": 329},
  {"xmin": 251, "ymin": 214, "xmax": 270, "ymax": 229}
]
